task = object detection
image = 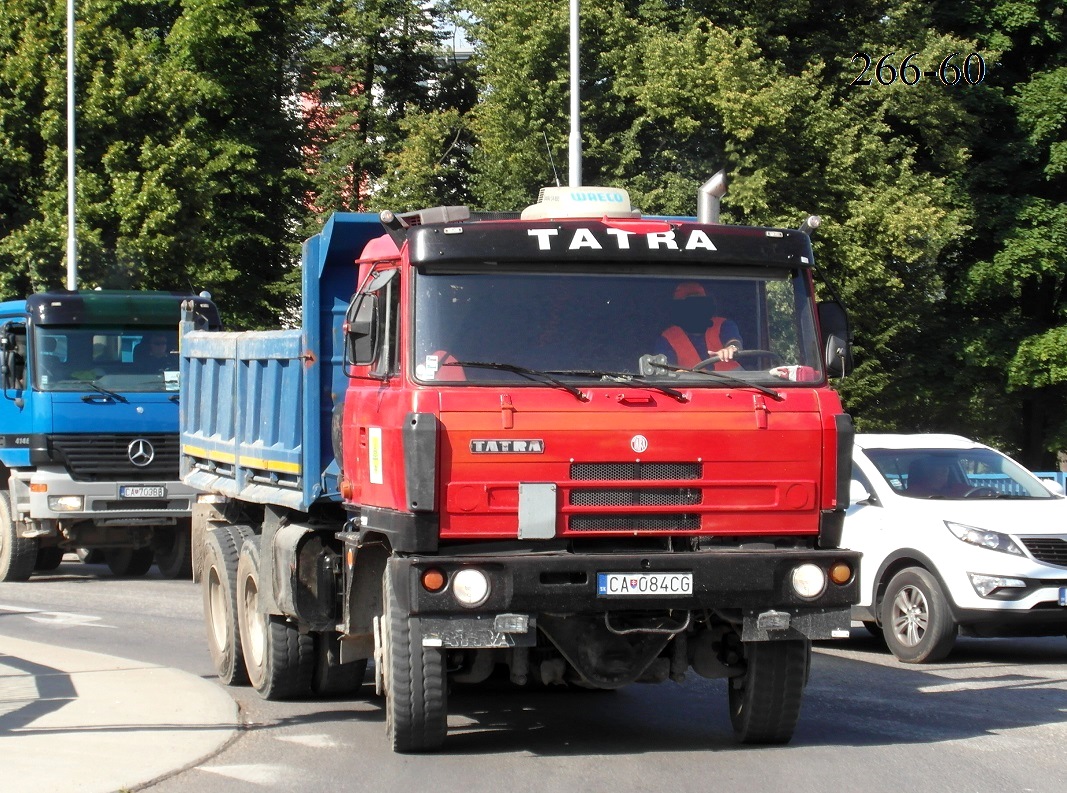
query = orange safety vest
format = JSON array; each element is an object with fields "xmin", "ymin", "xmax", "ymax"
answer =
[{"xmin": 660, "ymin": 318, "xmax": 741, "ymax": 371}]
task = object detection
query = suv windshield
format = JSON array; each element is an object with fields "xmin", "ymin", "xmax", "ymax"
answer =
[
  {"xmin": 33, "ymin": 326, "xmax": 180, "ymax": 393},
  {"xmin": 412, "ymin": 269, "xmax": 822, "ymax": 385},
  {"xmin": 865, "ymin": 447, "xmax": 1056, "ymax": 500}
]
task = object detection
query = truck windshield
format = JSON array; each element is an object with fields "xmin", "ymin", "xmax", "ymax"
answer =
[
  {"xmin": 33, "ymin": 326, "xmax": 180, "ymax": 393},
  {"xmin": 412, "ymin": 268, "xmax": 823, "ymax": 385}
]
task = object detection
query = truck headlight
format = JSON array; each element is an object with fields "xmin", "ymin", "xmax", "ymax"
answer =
[
  {"xmin": 791, "ymin": 563, "xmax": 827, "ymax": 599},
  {"xmin": 946, "ymin": 522, "xmax": 1024, "ymax": 556},
  {"xmin": 452, "ymin": 568, "xmax": 490, "ymax": 607},
  {"xmin": 48, "ymin": 496, "xmax": 84, "ymax": 511}
]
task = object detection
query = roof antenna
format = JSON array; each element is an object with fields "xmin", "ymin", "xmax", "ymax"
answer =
[{"xmin": 543, "ymin": 131, "xmax": 561, "ymax": 187}]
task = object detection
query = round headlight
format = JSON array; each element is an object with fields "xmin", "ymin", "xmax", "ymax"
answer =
[
  {"xmin": 791, "ymin": 563, "xmax": 827, "ymax": 599},
  {"xmin": 452, "ymin": 568, "xmax": 490, "ymax": 607}
]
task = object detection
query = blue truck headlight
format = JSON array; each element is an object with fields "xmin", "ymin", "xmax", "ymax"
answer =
[{"xmin": 47, "ymin": 496, "xmax": 84, "ymax": 511}]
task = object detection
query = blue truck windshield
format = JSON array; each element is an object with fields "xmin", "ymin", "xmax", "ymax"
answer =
[
  {"xmin": 33, "ymin": 326, "xmax": 180, "ymax": 393},
  {"xmin": 412, "ymin": 269, "xmax": 823, "ymax": 385}
]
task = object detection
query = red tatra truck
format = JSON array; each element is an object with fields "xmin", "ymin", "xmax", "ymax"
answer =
[{"xmin": 181, "ymin": 178, "xmax": 859, "ymax": 752}]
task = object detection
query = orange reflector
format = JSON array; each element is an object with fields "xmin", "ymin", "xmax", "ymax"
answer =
[
  {"xmin": 829, "ymin": 562, "xmax": 853, "ymax": 585},
  {"xmin": 30, "ymin": 483, "xmax": 47, "ymax": 493},
  {"xmin": 421, "ymin": 568, "xmax": 446, "ymax": 592},
  {"xmin": 346, "ymin": 548, "xmax": 356, "ymax": 567},
  {"xmin": 340, "ymin": 478, "xmax": 353, "ymax": 500}
]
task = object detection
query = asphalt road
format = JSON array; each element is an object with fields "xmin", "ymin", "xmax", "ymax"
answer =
[{"xmin": 2, "ymin": 556, "xmax": 1066, "ymax": 793}]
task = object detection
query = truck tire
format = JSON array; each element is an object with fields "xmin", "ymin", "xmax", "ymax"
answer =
[
  {"xmin": 235, "ymin": 536, "xmax": 314, "ymax": 700},
  {"xmin": 0, "ymin": 492, "xmax": 38, "ymax": 582},
  {"xmin": 154, "ymin": 525, "xmax": 193, "ymax": 579},
  {"xmin": 203, "ymin": 524, "xmax": 255, "ymax": 685},
  {"xmin": 382, "ymin": 564, "xmax": 448, "ymax": 752},
  {"xmin": 313, "ymin": 631, "xmax": 368, "ymax": 697},
  {"xmin": 880, "ymin": 567, "xmax": 957, "ymax": 663},
  {"xmin": 34, "ymin": 546, "xmax": 64, "ymax": 572},
  {"xmin": 729, "ymin": 639, "xmax": 810, "ymax": 745},
  {"xmin": 105, "ymin": 547, "xmax": 154, "ymax": 577}
]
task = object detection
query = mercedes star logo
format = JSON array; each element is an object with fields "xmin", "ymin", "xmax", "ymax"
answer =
[{"xmin": 128, "ymin": 438, "xmax": 155, "ymax": 467}]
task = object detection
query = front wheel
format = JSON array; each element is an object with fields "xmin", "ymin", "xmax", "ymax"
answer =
[
  {"xmin": 729, "ymin": 639, "xmax": 810, "ymax": 745},
  {"xmin": 235, "ymin": 536, "xmax": 314, "ymax": 700},
  {"xmin": 0, "ymin": 491, "xmax": 38, "ymax": 581},
  {"xmin": 154, "ymin": 525, "xmax": 193, "ymax": 579},
  {"xmin": 880, "ymin": 567, "xmax": 957, "ymax": 663},
  {"xmin": 381, "ymin": 564, "xmax": 448, "ymax": 752}
]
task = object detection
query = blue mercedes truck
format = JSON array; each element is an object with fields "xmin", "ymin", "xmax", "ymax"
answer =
[{"xmin": 0, "ymin": 290, "xmax": 220, "ymax": 580}]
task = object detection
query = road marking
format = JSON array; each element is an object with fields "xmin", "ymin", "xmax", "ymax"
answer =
[
  {"xmin": 0, "ymin": 604, "xmax": 115, "ymax": 629},
  {"xmin": 275, "ymin": 733, "xmax": 342, "ymax": 749},
  {"xmin": 200, "ymin": 764, "xmax": 291, "ymax": 785}
]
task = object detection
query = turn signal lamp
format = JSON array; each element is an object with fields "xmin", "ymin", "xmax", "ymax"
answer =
[
  {"xmin": 340, "ymin": 478, "xmax": 353, "ymax": 501},
  {"xmin": 30, "ymin": 483, "xmax": 47, "ymax": 493},
  {"xmin": 421, "ymin": 568, "xmax": 447, "ymax": 593},
  {"xmin": 829, "ymin": 561, "xmax": 854, "ymax": 586}
]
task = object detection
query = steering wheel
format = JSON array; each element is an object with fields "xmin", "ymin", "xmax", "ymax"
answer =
[
  {"xmin": 693, "ymin": 349, "xmax": 782, "ymax": 371},
  {"xmin": 962, "ymin": 486, "xmax": 1000, "ymax": 498}
]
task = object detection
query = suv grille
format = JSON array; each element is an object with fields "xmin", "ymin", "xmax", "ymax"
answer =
[
  {"xmin": 44, "ymin": 434, "xmax": 179, "ymax": 481},
  {"xmin": 1021, "ymin": 537, "xmax": 1067, "ymax": 567}
]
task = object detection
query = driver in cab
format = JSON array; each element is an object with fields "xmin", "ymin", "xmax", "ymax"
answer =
[{"xmin": 656, "ymin": 281, "xmax": 742, "ymax": 371}]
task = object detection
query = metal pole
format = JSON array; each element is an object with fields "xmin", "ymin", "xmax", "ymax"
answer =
[
  {"xmin": 568, "ymin": 0, "xmax": 581, "ymax": 187},
  {"xmin": 66, "ymin": 0, "xmax": 77, "ymax": 291}
]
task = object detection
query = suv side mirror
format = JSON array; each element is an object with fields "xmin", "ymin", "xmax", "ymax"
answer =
[{"xmin": 818, "ymin": 301, "xmax": 853, "ymax": 377}]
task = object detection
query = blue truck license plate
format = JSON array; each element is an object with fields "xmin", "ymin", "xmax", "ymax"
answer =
[{"xmin": 119, "ymin": 485, "xmax": 165, "ymax": 499}]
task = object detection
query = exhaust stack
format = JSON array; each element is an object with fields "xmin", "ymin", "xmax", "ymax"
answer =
[{"xmin": 697, "ymin": 171, "xmax": 727, "ymax": 224}]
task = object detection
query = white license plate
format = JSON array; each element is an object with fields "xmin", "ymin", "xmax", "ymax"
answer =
[
  {"xmin": 119, "ymin": 485, "xmax": 166, "ymax": 499},
  {"xmin": 597, "ymin": 572, "xmax": 693, "ymax": 597}
]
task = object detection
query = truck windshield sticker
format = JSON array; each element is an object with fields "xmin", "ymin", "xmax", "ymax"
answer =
[{"xmin": 470, "ymin": 440, "xmax": 545, "ymax": 454}]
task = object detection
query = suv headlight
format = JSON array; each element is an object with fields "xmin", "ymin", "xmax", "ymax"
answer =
[{"xmin": 946, "ymin": 521, "xmax": 1024, "ymax": 556}]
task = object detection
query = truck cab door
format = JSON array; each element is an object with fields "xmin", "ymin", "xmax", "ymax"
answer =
[{"xmin": 343, "ymin": 268, "xmax": 405, "ymax": 510}]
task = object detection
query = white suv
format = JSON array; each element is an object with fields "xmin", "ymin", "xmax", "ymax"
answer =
[{"xmin": 844, "ymin": 433, "xmax": 1067, "ymax": 662}]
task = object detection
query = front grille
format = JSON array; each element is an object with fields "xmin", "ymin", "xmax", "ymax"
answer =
[
  {"xmin": 567, "ymin": 462, "xmax": 702, "ymax": 533},
  {"xmin": 1021, "ymin": 537, "xmax": 1067, "ymax": 567},
  {"xmin": 570, "ymin": 514, "xmax": 701, "ymax": 531},
  {"xmin": 44, "ymin": 434, "xmax": 179, "ymax": 481},
  {"xmin": 571, "ymin": 462, "xmax": 701, "ymax": 481}
]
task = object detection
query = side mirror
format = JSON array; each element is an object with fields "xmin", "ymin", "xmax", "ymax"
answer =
[
  {"xmin": 849, "ymin": 479, "xmax": 872, "ymax": 505},
  {"xmin": 344, "ymin": 294, "xmax": 379, "ymax": 367},
  {"xmin": 818, "ymin": 301, "xmax": 852, "ymax": 377}
]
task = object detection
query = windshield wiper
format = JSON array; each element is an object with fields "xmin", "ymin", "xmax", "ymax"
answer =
[
  {"xmin": 543, "ymin": 369, "xmax": 688, "ymax": 402},
  {"xmin": 443, "ymin": 361, "xmax": 589, "ymax": 401},
  {"xmin": 82, "ymin": 381, "xmax": 129, "ymax": 403},
  {"xmin": 640, "ymin": 355, "xmax": 783, "ymax": 401}
]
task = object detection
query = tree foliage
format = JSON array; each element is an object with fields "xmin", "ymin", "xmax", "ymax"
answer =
[{"xmin": 1, "ymin": 1, "xmax": 1065, "ymax": 463}]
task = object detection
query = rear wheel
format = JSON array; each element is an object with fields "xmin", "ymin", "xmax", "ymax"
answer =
[
  {"xmin": 203, "ymin": 524, "xmax": 255, "ymax": 685},
  {"xmin": 728, "ymin": 639, "xmax": 810, "ymax": 745},
  {"xmin": 105, "ymin": 547, "xmax": 154, "ymax": 577},
  {"xmin": 381, "ymin": 564, "xmax": 448, "ymax": 752},
  {"xmin": 880, "ymin": 568, "xmax": 957, "ymax": 663},
  {"xmin": 33, "ymin": 546, "xmax": 64, "ymax": 572},
  {"xmin": 154, "ymin": 525, "xmax": 193, "ymax": 579},
  {"xmin": 0, "ymin": 491, "xmax": 37, "ymax": 581},
  {"xmin": 235, "ymin": 536, "xmax": 314, "ymax": 699}
]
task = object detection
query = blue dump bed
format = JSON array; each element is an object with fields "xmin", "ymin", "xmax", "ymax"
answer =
[{"xmin": 179, "ymin": 213, "xmax": 384, "ymax": 511}]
